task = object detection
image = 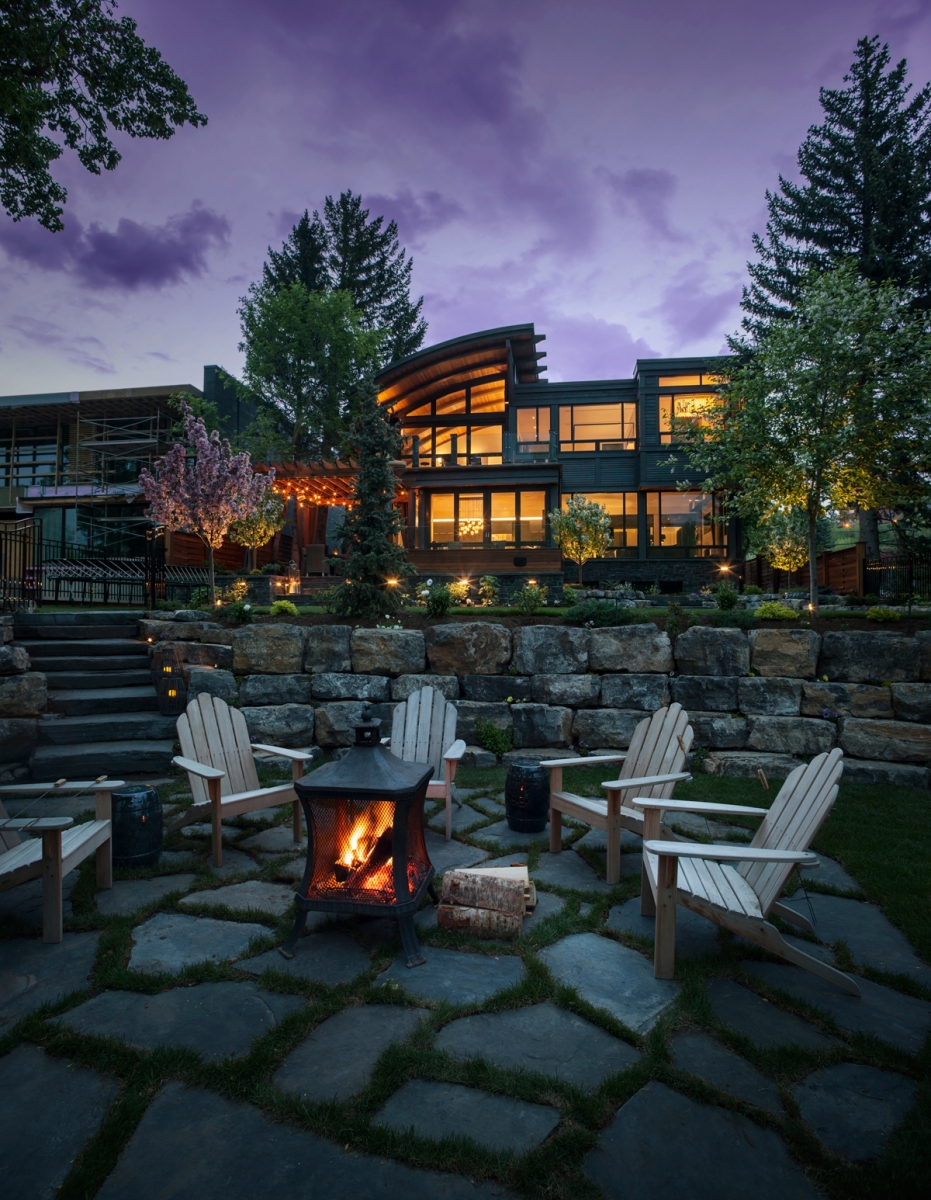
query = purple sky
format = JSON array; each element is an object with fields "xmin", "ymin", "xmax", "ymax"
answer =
[{"xmin": 2, "ymin": 0, "xmax": 930, "ymax": 393}]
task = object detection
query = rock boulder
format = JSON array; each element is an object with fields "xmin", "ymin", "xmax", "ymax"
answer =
[
  {"xmin": 0, "ymin": 672, "xmax": 46, "ymax": 717},
  {"xmin": 350, "ymin": 629, "xmax": 425, "ymax": 676},
  {"xmin": 746, "ymin": 716, "xmax": 836, "ymax": 756},
  {"xmin": 800, "ymin": 682, "xmax": 893, "ymax": 720},
  {"xmin": 233, "ymin": 624, "xmax": 306, "ymax": 674},
  {"xmin": 689, "ymin": 712, "xmax": 749, "ymax": 749},
  {"xmin": 841, "ymin": 759, "xmax": 931, "ymax": 788},
  {"xmin": 184, "ymin": 667, "xmax": 238, "ymax": 703},
  {"xmin": 818, "ymin": 631, "xmax": 918, "ymax": 683},
  {"xmin": 839, "ymin": 718, "xmax": 931, "ymax": 763},
  {"xmin": 310, "ymin": 673, "xmax": 390, "ymax": 702},
  {"xmin": 702, "ymin": 751, "xmax": 800, "ymax": 780},
  {"xmin": 391, "ymin": 674, "xmax": 460, "ymax": 701},
  {"xmin": 239, "ymin": 675, "xmax": 314, "ymax": 706},
  {"xmin": 0, "ymin": 717, "xmax": 39, "ymax": 763},
  {"xmin": 571, "ymin": 708, "xmax": 646, "ymax": 750},
  {"xmin": 512, "ymin": 626, "xmax": 589, "ymax": 675},
  {"xmin": 748, "ymin": 629, "xmax": 820, "ymax": 679},
  {"xmin": 674, "ymin": 627, "xmax": 749, "ymax": 677},
  {"xmin": 737, "ymin": 677, "xmax": 802, "ymax": 716},
  {"xmin": 670, "ymin": 675, "xmax": 738, "ymax": 713},
  {"xmin": 242, "ymin": 703, "xmax": 316, "ymax": 749},
  {"xmin": 303, "ymin": 625, "xmax": 352, "ymax": 674},
  {"xmin": 460, "ymin": 675, "xmax": 532, "ymax": 702},
  {"xmin": 588, "ymin": 625, "xmax": 673, "ymax": 673},
  {"xmin": 0, "ymin": 645, "xmax": 30, "ymax": 675},
  {"xmin": 530, "ymin": 674, "xmax": 601, "ymax": 707},
  {"xmin": 511, "ymin": 704, "xmax": 573, "ymax": 748},
  {"xmin": 890, "ymin": 683, "xmax": 931, "ymax": 723},
  {"xmin": 452, "ymin": 701, "xmax": 512, "ymax": 744},
  {"xmin": 313, "ymin": 701, "xmax": 395, "ymax": 748},
  {"xmin": 601, "ymin": 673, "xmax": 670, "ymax": 711},
  {"xmin": 424, "ymin": 622, "xmax": 511, "ymax": 675}
]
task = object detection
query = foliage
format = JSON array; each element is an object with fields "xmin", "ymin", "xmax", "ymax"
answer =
[
  {"xmin": 755, "ymin": 601, "xmax": 799, "ymax": 620},
  {"xmin": 560, "ymin": 582, "xmax": 579, "ymax": 606},
  {"xmin": 262, "ymin": 193, "xmax": 427, "ymax": 366},
  {"xmin": 665, "ymin": 601, "xmax": 689, "ymax": 640},
  {"xmin": 316, "ymin": 585, "xmax": 339, "ymax": 614},
  {"xmin": 473, "ymin": 717, "xmax": 513, "ymax": 759},
  {"xmin": 742, "ymin": 583, "xmax": 763, "ymax": 595},
  {"xmin": 512, "ymin": 582, "xmax": 548, "ymax": 614},
  {"xmin": 0, "ymin": 0, "xmax": 206, "ymax": 231},
  {"xmin": 269, "ymin": 599, "xmax": 299, "ymax": 617},
  {"xmin": 238, "ymin": 283, "xmax": 382, "ymax": 461},
  {"xmin": 744, "ymin": 36, "xmax": 931, "ymax": 332},
  {"xmin": 563, "ymin": 601, "xmax": 656, "ymax": 628},
  {"xmin": 866, "ymin": 605, "xmax": 901, "ymax": 621},
  {"xmin": 189, "ymin": 586, "xmax": 209, "ymax": 609},
  {"xmin": 261, "ymin": 561, "xmax": 283, "ymax": 575},
  {"xmin": 548, "ymin": 496, "xmax": 613, "ymax": 584},
  {"xmin": 702, "ymin": 609, "xmax": 758, "ymax": 630},
  {"xmin": 220, "ymin": 577, "xmax": 249, "ymax": 604},
  {"xmin": 676, "ymin": 263, "xmax": 931, "ymax": 612},
  {"xmin": 419, "ymin": 583, "xmax": 452, "ymax": 618},
  {"xmin": 747, "ymin": 508, "xmax": 834, "ymax": 572},
  {"xmin": 478, "ymin": 575, "xmax": 499, "ymax": 606},
  {"xmin": 220, "ymin": 600, "xmax": 252, "ymax": 625},
  {"xmin": 330, "ymin": 381, "xmax": 415, "ymax": 618},
  {"xmin": 139, "ymin": 401, "xmax": 273, "ymax": 605},
  {"xmin": 714, "ymin": 583, "xmax": 738, "ymax": 610},
  {"xmin": 228, "ymin": 490, "xmax": 285, "ymax": 571},
  {"xmin": 448, "ymin": 580, "xmax": 470, "ymax": 604}
]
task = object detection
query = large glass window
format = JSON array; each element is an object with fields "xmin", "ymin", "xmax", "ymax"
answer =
[
  {"xmin": 520, "ymin": 491, "xmax": 546, "ymax": 543},
  {"xmin": 659, "ymin": 393, "xmax": 722, "ymax": 444},
  {"xmin": 558, "ymin": 403, "xmax": 637, "ymax": 451},
  {"xmin": 469, "ymin": 380, "xmax": 506, "ymax": 412},
  {"xmin": 457, "ymin": 493, "xmax": 484, "ymax": 543},
  {"xmin": 428, "ymin": 490, "xmax": 549, "ymax": 547},
  {"xmin": 406, "ymin": 425, "xmax": 502, "ymax": 466},
  {"xmin": 491, "ymin": 492, "xmax": 515, "ymax": 542},
  {"xmin": 516, "ymin": 407, "xmax": 551, "ymax": 454},
  {"xmin": 563, "ymin": 492, "xmax": 638, "ymax": 556},
  {"xmin": 468, "ymin": 425, "xmax": 502, "ymax": 464},
  {"xmin": 0, "ymin": 425, "xmax": 60, "ymax": 489},
  {"xmin": 430, "ymin": 493, "xmax": 454, "ymax": 543},
  {"xmin": 646, "ymin": 492, "xmax": 725, "ymax": 557}
]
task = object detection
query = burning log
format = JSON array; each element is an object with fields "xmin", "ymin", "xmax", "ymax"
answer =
[{"xmin": 437, "ymin": 867, "xmax": 530, "ymax": 939}]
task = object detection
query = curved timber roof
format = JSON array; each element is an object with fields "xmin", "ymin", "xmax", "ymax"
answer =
[{"xmin": 374, "ymin": 324, "xmax": 545, "ymax": 418}]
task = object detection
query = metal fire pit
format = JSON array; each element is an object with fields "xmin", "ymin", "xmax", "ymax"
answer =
[{"xmin": 281, "ymin": 711, "xmax": 435, "ymax": 967}]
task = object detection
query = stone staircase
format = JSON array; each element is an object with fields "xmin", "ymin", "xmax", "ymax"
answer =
[{"xmin": 13, "ymin": 611, "xmax": 176, "ymax": 781}]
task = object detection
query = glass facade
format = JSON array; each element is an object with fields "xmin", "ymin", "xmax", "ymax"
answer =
[
  {"xmin": 646, "ymin": 492, "xmax": 724, "ymax": 557},
  {"xmin": 428, "ymin": 490, "xmax": 547, "ymax": 547},
  {"xmin": 659, "ymin": 392, "xmax": 722, "ymax": 444},
  {"xmin": 559, "ymin": 403, "xmax": 636, "ymax": 451},
  {"xmin": 563, "ymin": 492, "xmax": 638, "ymax": 556}
]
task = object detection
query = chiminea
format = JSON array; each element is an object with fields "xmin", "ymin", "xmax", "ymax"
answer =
[{"xmin": 280, "ymin": 710, "xmax": 435, "ymax": 967}]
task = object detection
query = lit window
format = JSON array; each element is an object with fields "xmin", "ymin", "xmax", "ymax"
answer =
[
  {"xmin": 659, "ymin": 394, "xmax": 721, "ymax": 444},
  {"xmin": 457, "ymin": 493, "xmax": 484, "ymax": 542},
  {"xmin": 646, "ymin": 493, "xmax": 724, "ymax": 557},
  {"xmin": 558, "ymin": 404, "xmax": 636, "ymax": 450},
  {"xmin": 516, "ymin": 407, "xmax": 551, "ymax": 449},
  {"xmin": 519, "ymin": 491, "xmax": 546, "ymax": 543},
  {"xmin": 435, "ymin": 390, "xmax": 467, "ymax": 416},
  {"xmin": 491, "ymin": 493, "xmax": 515, "ymax": 541},
  {"xmin": 431, "ymin": 494, "xmax": 454, "ymax": 543},
  {"xmin": 563, "ymin": 493, "xmax": 638, "ymax": 550},
  {"xmin": 469, "ymin": 426, "xmax": 502, "ymax": 463},
  {"xmin": 469, "ymin": 380, "xmax": 506, "ymax": 412}
]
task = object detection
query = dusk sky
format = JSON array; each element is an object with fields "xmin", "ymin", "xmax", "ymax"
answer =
[{"xmin": 3, "ymin": 0, "xmax": 931, "ymax": 395}]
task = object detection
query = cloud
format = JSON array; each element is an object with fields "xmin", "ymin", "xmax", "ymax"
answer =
[
  {"xmin": 365, "ymin": 188, "xmax": 465, "ymax": 247},
  {"xmin": 8, "ymin": 316, "xmax": 115, "ymax": 373},
  {"xmin": 652, "ymin": 260, "xmax": 743, "ymax": 348},
  {"xmin": 600, "ymin": 167, "xmax": 689, "ymax": 245},
  {"xmin": 0, "ymin": 202, "xmax": 230, "ymax": 290}
]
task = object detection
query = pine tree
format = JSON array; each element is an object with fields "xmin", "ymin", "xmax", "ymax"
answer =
[
  {"xmin": 332, "ymin": 380, "xmax": 415, "ymax": 618},
  {"xmin": 260, "ymin": 190, "xmax": 427, "ymax": 365},
  {"xmin": 744, "ymin": 37, "xmax": 931, "ymax": 333}
]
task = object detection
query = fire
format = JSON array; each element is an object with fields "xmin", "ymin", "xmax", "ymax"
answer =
[{"xmin": 335, "ymin": 806, "xmax": 393, "ymax": 890}]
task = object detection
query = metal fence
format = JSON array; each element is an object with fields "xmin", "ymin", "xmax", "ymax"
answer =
[{"xmin": 863, "ymin": 555, "xmax": 931, "ymax": 601}]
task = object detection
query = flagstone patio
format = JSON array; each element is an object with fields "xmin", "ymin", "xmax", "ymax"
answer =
[{"xmin": 1, "ymin": 782, "xmax": 929, "ymax": 1198}]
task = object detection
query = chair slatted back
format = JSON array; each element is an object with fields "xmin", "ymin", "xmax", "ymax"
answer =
[
  {"xmin": 390, "ymin": 686, "xmax": 457, "ymax": 779},
  {"xmin": 0, "ymin": 798, "xmax": 21, "ymax": 851},
  {"xmin": 740, "ymin": 747, "xmax": 843, "ymax": 915},
  {"xmin": 617, "ymin": 704, "xmax": 693, "ymax": 799},
  {"xmin": 177, "ymin": 694, "xmax": 260, "ymax": 802}
]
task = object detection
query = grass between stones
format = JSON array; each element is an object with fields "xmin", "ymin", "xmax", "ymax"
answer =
[{"xmin": 1, "ymin": 761, "xmax": 929, "ymax": 1199}]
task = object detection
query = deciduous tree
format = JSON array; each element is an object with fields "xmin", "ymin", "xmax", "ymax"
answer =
[
  {"xmin": 549, "ymin": 496, "xmax": 613, "ymax": 584},
  {"xmin": 229, "ymin": 489, "xmax": 285, "ymax": 572}
]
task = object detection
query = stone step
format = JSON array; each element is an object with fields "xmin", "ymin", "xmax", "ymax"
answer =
[
  {"xmin": 13, "ymin": 610, "xmax": 141, "ymax": 627},
  {"xmin": 43, "ymin": 669, "xmax": 153, "ymax": 690},
  {"xmin": 21, "ymin": 639, "xmax": 148, "ymax": 658},
  {"xmin": 49, "ymin": 686, "xmax": 160, "ymax": 716},
  {"xmin": 27, "ymin": 624, "xmax": 139, "ymax": 640},
  {"xmin": 38, "ymin": 711, "xmax": 176, "ymax": 745},
  {"xmin": 33, "ymin": 654, "xmax": 152, "ymax": 674},
  {"xmin": 29, "ymin": 739, "xmax": 176, "ymax": 780}
]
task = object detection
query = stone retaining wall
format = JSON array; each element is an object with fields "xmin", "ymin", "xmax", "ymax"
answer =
[{"xmin": 138, "ymin": 618, "xmax": 931, "ymax": 789}]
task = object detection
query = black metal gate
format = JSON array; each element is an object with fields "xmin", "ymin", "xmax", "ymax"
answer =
[
  {"xmin": 864, "ymin": 555, "xmax": 931, "ymax": 601},
  {"xmin": 0, "ymin": 518, "xmax": 42, "ymax": 610}
]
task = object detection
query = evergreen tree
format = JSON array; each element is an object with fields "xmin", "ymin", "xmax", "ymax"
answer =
[
  {"xmin": 744, "ymin": 37, "xmax": 931, "ymax": 334},
  {"xmin": 261, "ymin": 190, "xmax": 427, "ymax": 365},
  {"xmin": 332, "ymin": 380, "xmax": 415, "ymax": 618}
]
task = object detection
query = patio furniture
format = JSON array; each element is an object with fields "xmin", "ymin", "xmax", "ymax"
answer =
[
  {"xmin": 546, "ymin": 704, "xmax": 694, "ymax": 885},
  {"xmin": 167, "ymin": 693, "xmax": 312, "ymax": 867},
  {"xmin": 0, "ymin": 779, "xmax": 123, "ymax": 942},
  {"xmin": 383, "ymin": 686, "xmax": 466, "ymax": 841},
  {"xmin": 635, "ymin": 747, "xmax": 860, "ymax": 996}
]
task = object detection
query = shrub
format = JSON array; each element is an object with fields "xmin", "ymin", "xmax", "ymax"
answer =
[
  {"xmin": 563, "ymin": 600, "xmax": 656, "ymax": 627},
  {"xmin": 221, "ymin": 600, "xmax": 253, "ymax": 624},
  {"xmin": 479, "ymin": 575, "xmax": 500, "ymax": 606},
  {"xmin": 269, "ymin": 599, "xmax": 299, "ymax": 616},
  {"xmin": 866, "ymin": 606, "xmax": 901, "ymax": 622},
  {"xmin": 448, "ymin": 580, "xmax": 471, "ymax": 604},
  {"xmin": 474, "ymin": 717, "xmax": 513, "ymax": 759},
  {"xmin": 715, "ymin": 583, "xmax": 738, "ymax": 610},
  {"xmin": 221, "ymin": 577, "xmax": 249, "ymax": 604},
  {"xmin": 261, "ymin": 562, "xmax": 284, "ymax": 575},
  {"xmin": 665, "ymin": 601, "xmax": 689, "ymax": 640},
  {"xmin": 742, "ymin": 583, "xmax": 763, "ymax": 595},
  {"xmin": 189, "ymin": 586, "xmax": 210, "ymax": 609},
  {"xmin": 249, "ymin": 568, "xmax": 264, "ymax": 575},
  {"xmin": 317, "ymin": 586, "xmax": 339, "ymax": 614},
  {"xmin": 512, "ymin": 582, "xmax": 548, "ymax": 614},
  {"xmin": 755, "ymin": 601, "xmax": 799, "ymax": 620},
  {"xmin": 153, "ymin": 598, "xmax": 177, "ymax": 611},
  {"xmin": 703, "ymin": 609, "xmax": 758, "ymax": 629},
  {"xmin": 424, "ymin": 583, "xmax": 453, "ymax": 618}
]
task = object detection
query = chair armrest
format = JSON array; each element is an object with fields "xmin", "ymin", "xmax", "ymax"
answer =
[
  {"xmin": 173, "ymin": 756, "xmax": 225, "ymax": 780},
  {"xmin": 0, "ymin": 817, "xmax": 73, "ymax": 830},
  {"xmin": 602, "ymin": 772, "xmax": 691, "ymax": 791},
  {"xmin": 544, "ymin": 755, "xmax": 627, "ymax": 770},
  {"xmin": 251, "ymin": 744, "xmax": 315, "ymax": 761},
  {"xmin": 443, "ymin": 739, "xmax": 467, "ymax": 763},
  {"xmin": 629, "ymin": 798, "xmax": 767, "ymax": 817},
  {"xmin": 380, "ymin": 737, "xmax": 391, "ymax": 745},
  {"xmin": 0, "ymin": 780, "xmax": 127, "ymax": 794},
  {"xmin": 643, "ymin": 839, "xmax": 816, "ymax": 865}
]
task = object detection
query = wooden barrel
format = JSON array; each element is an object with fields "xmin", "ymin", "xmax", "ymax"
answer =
[
  {"xmin": 504, "ymin": 759, "xmax": 550, "ymax": 832},
  {"xmin": 111, "ymin": 785, "xmax": 163, "ymax": 867}
]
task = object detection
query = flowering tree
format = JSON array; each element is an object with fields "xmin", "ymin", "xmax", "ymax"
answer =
[
  {"xmin": 549, "ymin": 496, "xmax": 613, "ymax": 583},
  {"xmin": 140, "ymin": 400, "xmax": 274, "ymax": 605}
]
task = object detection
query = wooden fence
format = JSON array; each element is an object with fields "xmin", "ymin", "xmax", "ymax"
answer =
[{"xmin": 740, "ymin": 543, "xmax": 866, "ymax": 595}]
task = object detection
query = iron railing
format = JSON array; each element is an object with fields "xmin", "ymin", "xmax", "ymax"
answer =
[{"xmin": 864, "ymin": 554, "xmax": 931, "ymax": 601}]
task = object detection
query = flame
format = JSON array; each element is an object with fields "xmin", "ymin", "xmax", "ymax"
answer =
[{"xmin": 337, "ymin": 807, "xmax": 393, "ymax": 890}]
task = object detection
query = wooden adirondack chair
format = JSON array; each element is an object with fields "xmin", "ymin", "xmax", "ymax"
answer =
[
  {"xmin": 0, "ymin": 779, "xmax": 122, "ymax": 942},
  {"xmin": 635, "ymin": 747, "xmax": 860, "ymax": 996},
  {"xmin": 167, "ymin": 693, "xmax": 313, "ymax": 867},
  {"xmin": 546, "ymin": 704, "xmax": 694, "ymax": 885},
  {"xmin": 385, "ymin": 686, "xmax": 466, "ymax": 841}
]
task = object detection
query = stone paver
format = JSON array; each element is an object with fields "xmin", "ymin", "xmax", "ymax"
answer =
[
  {"xmin": 155, "ymin": 850, "xmax": 200, "ymax": 869},
  {"xmin": 128, "ymin": 913, "xmax": 268, "ymax": 974},
  {"xmin": 273, "ymin": 1005, "xmax": 428, "ymax": 1100},
  {"xmin": 95, "ymin": 874, "xmax": 198, "ymax": 916},
  {"xmin": 706, "ymin": 979, "xmax": 838, "ymax": 1049},
  {"xmin": 182, "ymin": 822, "xmax": 244, "ymax": 839},
  {"xmin": 435, "ymin": 1000, "xmax": 641, "ymax": 1088},
  {"xmin": 672, "ymin": 1032, "xmax": 782, "ymax": 1113},
  {"xmin": 423, "ymin": 829, "xmax": 489, "ymax": 873},
  {"xmin": 539, "ymin": 933, "xmax": 678, "ymax": 1034},
  {"xmin": 781, "ymin": 894, "xmax": 931, "ymax": 983},
  {"xmin": 240, "ymin": 929, "xmax": 371, "ymax": 985},
  {"xmin": 575, "ymin": 826, "xmax": 642, "ymax": 851},
  {"xmin": 427, "ymin": 803, "xmax": 493, "ymax": 835},
  {"xmin": 0, "ymin": 932, "xmax": 99, "ymax": 1027},
  {"xmin": 375, "ymin": 1079, "xmax": 559, "ymax": 1154},
  {"xmin": 273, "ymin": 856, "xmax": 305, "ymax": 881},
  {"xmin": 379, "ymin": 946, "xmax": 524, "ymax": 1005},
  {"xmin": 533, "ymin": 850, "xmax": 616, "ymax": 892},
  {"xmin": 95, "ymin": 1081, "xmax": 516, "ymax": 1199},
  {"xmin": 606, "ymin": 897, "xmax": 722, "ymax": 957},
  {"xmin": 794, "ymin": 855, "xmax": 860, "ymax": 893},
  {"xmin": 793, "ymin": 1064, "xmax": 917, "ymax": 1162},
  {"xmin": 470, "ymin": 797, "xmax": 505, "ymax": 816},
  {"xmin": 475, "ymin": 818, "xmax": 558, "ymax": 848},
  {"xmin": 204, "ymin": 848, "xmax": 260, "ymax": 877},
  {"xmin": 239, "ymin": 826, "xmax": 306, "ymax": 854},
  {"xmin": 0, "ymin": 1044, "xmax": 120, "ymax": 1198},
  {"xmin": 481, "ymin": 852, "xmax": 529, "ymax": 868},
  {"xmin": 179, "ymin": 880, "xmax": 296, "ymax": 917},
  {"xmin": 520, "ymin": 891, "xmax": 564, "ymax": 933},
  {"xmin": 743, "ymin": 961, "xmax": 931, "ymax": 1055},
  {"xmin": 59, "ymin": 981, "xmax": 303, "ymax": 1059},
  {"xmin": 583, "ymin": 1081, "xmax": 821, "ymax": 1199},
  {"xmin": 0, "ymin": 869, "xmax": 78, "ymax": 927}
]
